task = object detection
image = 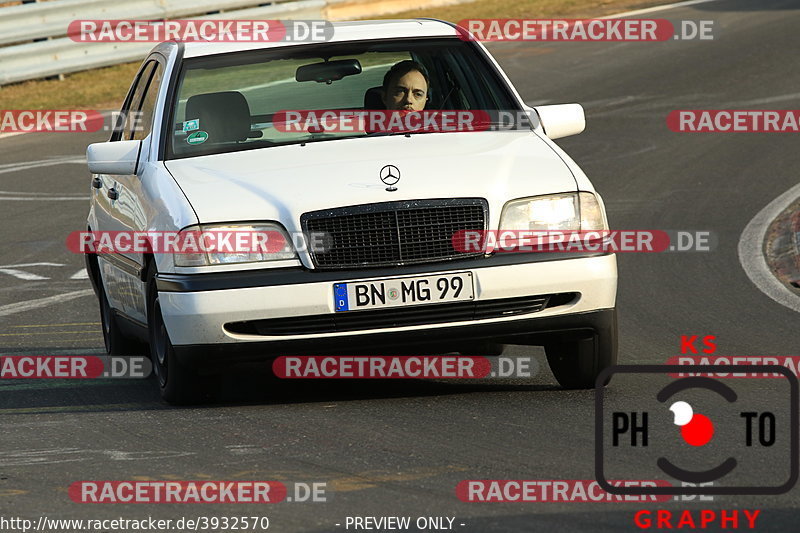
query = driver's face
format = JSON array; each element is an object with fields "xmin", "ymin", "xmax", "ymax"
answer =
[{"xmin": 382, "ymin": 70, "xmax": 428, "ymax": 111}]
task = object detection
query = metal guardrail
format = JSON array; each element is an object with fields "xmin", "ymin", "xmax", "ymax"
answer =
[{"xmin": 0, "ymin": 0, "xmax": 327, "ymax": 86}]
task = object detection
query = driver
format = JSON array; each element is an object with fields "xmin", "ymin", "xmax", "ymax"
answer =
[{"xmin": 380, "ymin": 60, "xmax": 430, "ymax": 111}]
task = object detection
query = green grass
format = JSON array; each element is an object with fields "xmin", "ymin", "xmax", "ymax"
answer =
[{"xmin": 0, "ymin": 61, "xmax": 141, "ymax": 110}]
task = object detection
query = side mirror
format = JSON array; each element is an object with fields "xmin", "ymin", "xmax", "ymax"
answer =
[
  {"xmin": 87, "ymin": 140, "xmax": 141, "ymax": 175},
  {"xmin": 531, "ymin": 104, "xmax": 585, "ymax": 139}
]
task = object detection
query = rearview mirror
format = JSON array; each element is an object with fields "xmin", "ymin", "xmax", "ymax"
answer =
[
  {"xmin": 295, "ymin": 59, "xmax": 362, "ymax": 83},
  {"xmin": 87, "ymin": 140, "xmax": 141, "ymax": 175},
  {"xmin": 532, "ymin": 104, "xmax": 586, "ymax": 139}
]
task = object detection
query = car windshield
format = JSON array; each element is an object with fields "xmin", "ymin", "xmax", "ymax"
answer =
[{"xmin": 167, "ymin": 37, "xmax": 523, "ymax": 159}]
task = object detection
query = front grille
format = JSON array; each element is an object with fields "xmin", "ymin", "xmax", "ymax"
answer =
[
  {"xmin": 225, "ymin": 293, "xmax": 578, "ymax": 336},
  {"xmin": 302, "ymin": 199, "xmax": 488, "ymax": 269}
]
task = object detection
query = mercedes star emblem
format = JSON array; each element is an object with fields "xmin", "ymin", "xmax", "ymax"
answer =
[{"xmin": 379, "ymin": 164, "xmax": 400, "ymax": 191}]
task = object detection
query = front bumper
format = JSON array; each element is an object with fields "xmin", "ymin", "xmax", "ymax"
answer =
[
  {"xmin": 174, "ymin": 308, "xmax": 617, "ymax": 366},
  {"xmin": 158, "ymin": 253, "xmax": 617, "ymax": 355}
]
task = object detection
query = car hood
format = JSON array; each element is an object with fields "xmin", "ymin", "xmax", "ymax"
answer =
[{"xmin": 164, "ymin": 131, "xmax": 577, "ymax": 231}]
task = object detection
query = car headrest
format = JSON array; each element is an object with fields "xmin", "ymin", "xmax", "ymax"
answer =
[
  {"xmin": 363, "ymin": 86, "xmax": 384, "ymax": 109},
  {"xmin": 185, "ymin": 91, "xmax": 251, "ymax": 143}
]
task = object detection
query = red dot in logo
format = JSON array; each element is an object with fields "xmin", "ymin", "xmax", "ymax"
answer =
[{"xmin": 681, "ymin": 413, "xmax": 714, "ymax": 446}]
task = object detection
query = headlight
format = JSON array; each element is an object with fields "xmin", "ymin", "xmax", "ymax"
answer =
[
  {"xmin": 499, "ymin": 192, "xmax": 607, "ymax": 231},
  {"xmin": 174, "ymin": 223, "xmax": 297, "ymax": 267}
]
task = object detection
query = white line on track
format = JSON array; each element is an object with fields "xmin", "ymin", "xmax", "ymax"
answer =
[
  {"xmin": 0, "ymin": 157, "xmax": 84, "ymax": 174},
  {"xmin": 0, "ymin": 262, "xmax": 64, "ymax": 268},
  {"xmin": 0, "ymin": 157, "xmax": 75, "ymax": 168},
  {"xmin": 0, "ymin": 157, "xmax": 89, "ymax": 200},
  {"xmin": 600, "ymin": 0, "xmax": 725, "ymax": 19},
  {"xmin": 70, "ymin": 269, "xmax": 89, "ymax": 279},
  {"xmin": 0, "ymin": 263, "xmax": 64, "ymax": 280},
  {"xmin": 0, "ymin": 196, "xmax": 88, "ymax": 201},
  {"xmin": 0, "ymin": 131, "xmax": 26, "ymax": 140},
  {"xmin": 0, "ymin": 348, "xmax": 105, "ymax": 356},
  {"xmin": 0, "ymin": 289, "xmax": 94, "ymax": 318},
  {"xmin": 738, "ymin": 183, "xmax": 800, "ymax": 314}
]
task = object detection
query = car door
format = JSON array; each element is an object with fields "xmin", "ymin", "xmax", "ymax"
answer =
[{"xmin": 93, "ymin": 57, "xmax": 165, "ymax": 324}]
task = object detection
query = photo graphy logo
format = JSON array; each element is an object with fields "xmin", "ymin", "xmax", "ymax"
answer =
[{"xmin": 594, "ymin": 365, "xmax": 798, "ymax": 496}]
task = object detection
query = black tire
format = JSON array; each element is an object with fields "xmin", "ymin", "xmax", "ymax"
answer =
[
  {"xmin": 98, "ymin": 280, "xmax": 135, "ymax": 355},
  {"xmin": 90, "ymin": 248, "xmax": 146, "ymax": 356},
  {"xmin": 545, "ymin": 310, "xmax": 618, "ymax": 389},
  {"xmin": 146, "ymin": 262, "xmax": 212, "ymax": 405}
]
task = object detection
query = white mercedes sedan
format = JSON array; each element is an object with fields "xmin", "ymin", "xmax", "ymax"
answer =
[{"xmin": 84, "ymin": 19, "xmax": 617, "ymax": 403}]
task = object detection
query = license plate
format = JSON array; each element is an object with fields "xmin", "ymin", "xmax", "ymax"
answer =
[{"xmin": 334, "ymin": 272, "xmax": 474, "ymax": 312}]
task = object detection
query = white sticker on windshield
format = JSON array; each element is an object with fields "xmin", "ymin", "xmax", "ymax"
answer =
[{"xmin": 183, "ymin": 119, "xmax": 200, "ymax": 132}]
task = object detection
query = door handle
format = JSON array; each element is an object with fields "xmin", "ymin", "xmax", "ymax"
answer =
[
  {"xmin": 91, "ymin": 177, "xmax": 102, "ymax": 189},
  {"xmin": 107, "ymin": 187, "xmax": 118, "ymax": 200}
]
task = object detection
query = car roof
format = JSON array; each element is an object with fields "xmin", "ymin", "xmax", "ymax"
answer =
[{"xmin": 179, "ymin": 19, "xmax": 460, "ymax": 58}]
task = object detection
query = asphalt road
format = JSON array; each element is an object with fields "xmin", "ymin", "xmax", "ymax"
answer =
[{"xmin": 2, "ymin": 0, "xmax": 800, "ymax": 531}]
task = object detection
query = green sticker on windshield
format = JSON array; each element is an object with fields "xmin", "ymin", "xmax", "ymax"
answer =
[{"xmin": 187, "ymin": 131, "xmax": 208, "ymax": 145}]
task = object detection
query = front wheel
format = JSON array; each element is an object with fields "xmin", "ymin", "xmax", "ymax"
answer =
[
  {"xmin": 98, "ymin": 279, "xmax": 143, "ymax": 355},
  {"xmin": 147, "ymin": 263, "xmax": 212, "ymax": 405},
  {"xmin": 99, "ymin": 281, "xmax": 126, "ymax": 355},
  {"xmin": 545, "ymin": 310, "xmax": 618, "ymax": 389}
]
